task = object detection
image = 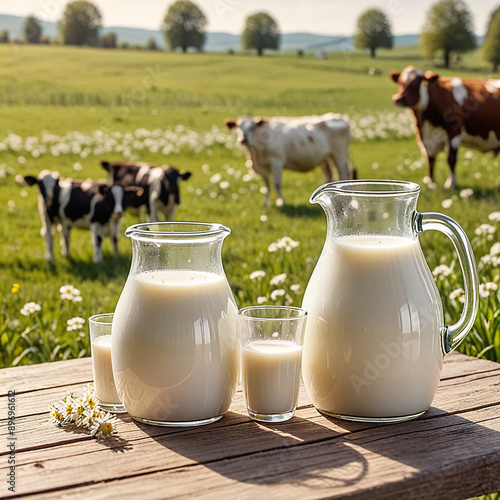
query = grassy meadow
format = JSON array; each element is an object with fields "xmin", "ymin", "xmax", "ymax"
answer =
[{"xmin": 0, "ymin": 43, "xmax": 499, "ymax": 368}]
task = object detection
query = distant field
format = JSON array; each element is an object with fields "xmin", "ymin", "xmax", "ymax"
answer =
[{"xmin": 0, "ymin": 44, "xmax": 499, "ymax": 367}]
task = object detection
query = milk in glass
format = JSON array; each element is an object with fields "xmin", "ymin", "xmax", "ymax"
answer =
[
  {"xmin": 112, "ymin": 270, "xmax": 239, "ymax": 423},
  {"xmin": 242, "ymin": 340, "xmax": 302, "ymax": 415},
  {"xmin": 91, "ymin": 335, "xmax": 121, "ymax": 404},
  {"xmin": 302, "ymin": 234, "xmax": 444, "ymax": 419}
]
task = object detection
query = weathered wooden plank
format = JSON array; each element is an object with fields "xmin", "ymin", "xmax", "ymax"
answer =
[
  {"xmin": 0, "ymin": 358, "xmax": 92, "ymax": 396},
  {"xmin": 18, "ymin": 405, "xmax": 500, "ymax": 500}
]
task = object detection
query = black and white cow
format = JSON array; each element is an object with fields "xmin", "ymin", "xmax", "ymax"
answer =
[
  {"xmin": 101, "ymin": 161, "xmax": 192, "ymax": 222},
  {"xmin": 24, "ymin": 170, "xmax": 135, "ymax": 263}
]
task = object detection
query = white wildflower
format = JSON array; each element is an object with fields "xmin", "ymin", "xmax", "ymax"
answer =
[
  {"xmin": 20, "ymin": 302, "xmax": 41, "ymax": 316},
  {"xmin": 449, "ymin": 288, "xmax": 465, "ymax": 303},
  {"xmin": 219, "ymin": 181, "xmax": 230, "ymax": 189},
  {"xmin": 260, "ymin": 215, "xmax": 267, "ymax": 222},
  {"xmin": 479, "ymin": 284, "xmax": 491, "ymax": 299},
  {"xmin": 270, "ymin": 289, "xmax": 286, "ymax": 301},
  {"xmin": 257, "ymin": 296, "xmax": 267, "ymax": 304},
  {"xmin": 249, "ymin": 270, "xmax": 266, "ymax": 280},
  {"xmin": 270, "ymin": 273, "xmax": 287, "ymax": 286},
  {"xmin": 290, "ymin": 284, "xmax": 301, "ymax": 293},
  {"xmin": 433, "ymin": 264, "xmax": 453, "ymax": 279},
  {"xmin": 490, "ymin": 242, "xmax": 500, "ymax": 256},
  {"xmin": 441, "ymin": 199, "xmax": 453, "ymax": 209},
  {"xmin": 90, "ymin": 412, "xmax": 119, "ymax": 440},
  {"xmin": 67, "ymin": 317, "xmax": 85, "ymax": 332},
  {"xmin": 60, "ymin": 284, "xmax": 82, "ymax": 302},
  {"xmin": 268, "ymin": 242, "xmax": 278, "ymax": 253},
  {"xmin": 459, "ymin": 188, "xmax": 474, "ymax": 199},
  {"xmin": 489, "ymin": 212, "xmax": 500, "ymax": 222},
  {"xmin": 277, "ymin": 236, "xmax": 300, "ymax": 252},
  {"xmin": 475, "ymin": 224, "xmax": 496, "ymax": 237},
  {"xmin": 209, "ymin": 173, "xmax": 222, "ymax": 184}
]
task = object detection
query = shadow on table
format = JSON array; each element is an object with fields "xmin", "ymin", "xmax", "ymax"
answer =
[
  {"xmin": 133, "ymin": 410, "xmax": 369, "ymax": 490},
  {"xmin": 133, "ymin": 404, "xmax": 500, "ymax": 496}
]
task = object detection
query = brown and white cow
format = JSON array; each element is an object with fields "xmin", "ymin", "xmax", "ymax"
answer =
[
  {"xmin": 224, "ymin": 113, "xmax": 354, "ymax": 206},
  {"xmin": 101, "ymin": 161, "xmax": 192, "ymax": 221},
  {"xmin": 390, "ymin": 66, "xmax": 500, "ymax": 189},
  {"xmin": 24, "ymin": 170, "xmax": 135, "ymax": 263}
]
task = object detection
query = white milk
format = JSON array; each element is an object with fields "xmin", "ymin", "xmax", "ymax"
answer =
[
  {"xmin": 112, "ymin": 270, "xmax": 239, "ymax": 423},
  {"xmin": 302, "ymin": 234, "xmax": 444, "ymax": 419},
  {"xmin": 242, "ymin": 340, "xmax": 302, "ymax": 415},
  {"xmin": 91, "ymin": 335, "xmax": 121, "ymax": 404}
]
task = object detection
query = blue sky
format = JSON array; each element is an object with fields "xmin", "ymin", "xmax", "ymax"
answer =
[{"xmin": 0, "ymin": 0, "xmax": 496, "ymax": 35}]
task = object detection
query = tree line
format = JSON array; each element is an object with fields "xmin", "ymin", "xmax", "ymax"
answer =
[{"xmin": 2, "ymin": 0, "xmax": 500, "ymax": 71}]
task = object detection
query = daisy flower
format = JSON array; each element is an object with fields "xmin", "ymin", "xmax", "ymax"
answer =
[{"xmin": 90, "ymin": 413, "xmax": 120, "ymax": 440}]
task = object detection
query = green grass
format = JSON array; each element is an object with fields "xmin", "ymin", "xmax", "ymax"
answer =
[{"xmin": 0, "ymin": 44, "xmax": 499, "ymax": 367}]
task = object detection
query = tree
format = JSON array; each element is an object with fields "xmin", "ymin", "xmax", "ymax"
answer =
[
  {"xmin": 60, "ymin": 1, "xmax": 102, "ymax": 46},
  {"xmin": 145, "ymin": 38, "xmax": 159, "ymax": 51},
  {"xmin": 242, "ymin": 12, "xmax": 280, "ymax": 56},
  {"xmin": 421, "ymin": 0, "xmax": 476, "ymax": 69},
  {"xmin": 24, "ymin": 15, "xmax": 42, "ymax": 44},
  {"xmin": 162, "ymin": 1, "xmax": 206, "ymax": 52},
  {"xmin": 99, "ymin": 32, "xmax": 117, "ymax": 49},
  {"xmin": 0, "ymin": 30, "xmax": 9, "ymax": 43},
  {"xmin": 484, "ymin": 9, "xmax": 500, "ymax": 71},
  {"xmin": 354, "ymin": 9, "xmax": 393, "ymax": 58}
]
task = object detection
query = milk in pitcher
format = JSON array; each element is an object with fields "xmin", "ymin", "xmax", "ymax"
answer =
[
  {"xmin": 112, "ymin": 270, "xmax": 239, "ymax": 424},
  {"xmin": 302, "ymin": 234, "xmax": 444, "ymax": 419}
]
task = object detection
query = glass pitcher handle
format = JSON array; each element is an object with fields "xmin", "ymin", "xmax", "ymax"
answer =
[{"xmin": 414, "ymin": 211, "xmax": 479, "ymax": 354}]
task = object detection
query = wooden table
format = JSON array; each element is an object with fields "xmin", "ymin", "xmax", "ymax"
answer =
[{"xmin": 2, "ymin": 353, "xmax": 500, "ymax": 499}]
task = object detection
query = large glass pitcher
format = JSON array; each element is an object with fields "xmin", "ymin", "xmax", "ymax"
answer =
[
  {"xmin": 111, "ymin": 222, "xmax": 239, "ymax": 427},
  {"xmin": 302, "ymin": 180, "xmax": 479, "ymax": 423}
]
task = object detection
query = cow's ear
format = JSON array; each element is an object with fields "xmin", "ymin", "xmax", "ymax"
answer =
[
  {"xmin": 389, "ymin": 70, "xmax": 400, "ymax": 84},
  {"xmin": 181, "ymin": 171, "xmax": 192, "ymax": 180},
  {"xmin": 224, "ymin": 119, "xmax": 237, "ymax": 129},
  {"xmin": 24, "ymin": 175, "xmax": 38, "ymax": 186},
  {"xmin": 254, "ymin": 117, "xmax": 268, "ymax": 127},
  {"xmin": 98, "ymin": 185, "xmax": 110, "ymax": 196},
  {"xmin": 101, "ymin": 161, "xmax": 110, "ymax": 171},
  {"xmin": 424, "ymin": 71, "xmax": 439, "ymax": 84}
]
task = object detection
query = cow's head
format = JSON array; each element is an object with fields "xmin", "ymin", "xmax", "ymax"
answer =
[
  {"xmin": 24, "ymin": 170, "xmax": 60, "ymax": 209},
  {"xmin": 390, "ymin": 66, "xmax": 439, "ymax": 110},
  {"xmin": 96, "ymin": 184, "xmax": 138, "ymax": 221},
  {"xmin": 225, "ymin": 115, "xmax": 269, "ymax": 148},
  {"xmin": 162, "ymin": 167, "xmax": 192, "ymax": 204}
]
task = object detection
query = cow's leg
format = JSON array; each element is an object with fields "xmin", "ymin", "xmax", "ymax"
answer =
[
  {"xmin": 270, "ymin": 161, "xmax": 285, "ymax": 207},
  {"xmin": 321, "ymin": 159, "xmax": 333, "ymax": 183},
  {"xmin": 260, "ymin": 174, "xmax": 271, "ymax": 207},
  {"xmin": 423, "ymin": 157, "xmax": 438, "ymax": 190},
  {"xmin": 444, "ymin": 143, "xmax": 459, "ymax": 189},
  {"xmin": 330, "ymin": 151, "xmax": 351, "ymax": 181},
  {"xmin": 60, "ymin": 223, "xmax": 71, "ymax": 258},
  {"xmin": 110, "ymin": 222, "xmax": 120, "ymax": 258},
  {"xmin": 38, "ymin": 196, "xmax": 54, "ymax": 261},
  {"xmin": 91, "ymin": 223, "xmax": 103, "ymax": 264}
]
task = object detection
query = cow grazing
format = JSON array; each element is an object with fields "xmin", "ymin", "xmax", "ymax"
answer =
[
  {"xmin": 390, "ymin": 66, "xmax": 500, "ymax": 189},
  {"xmin": 224, "ymin": 113, "xmax": 354, "ymax": 206},
  {"xmin": 101, "ymin": 161, "xmax": 192, "ymax": 222},
  {"xmin": 24, "ymin": 170, "xmax": 134, "ymax": 263}
]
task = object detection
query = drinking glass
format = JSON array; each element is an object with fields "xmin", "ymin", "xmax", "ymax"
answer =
[
  {"xmin": 89, "ymin": 314, "xmax": 126, "ymax": 413},
  {"xmin": 239, "ymin": 306, "xmax": 308, "ymax": 423}
]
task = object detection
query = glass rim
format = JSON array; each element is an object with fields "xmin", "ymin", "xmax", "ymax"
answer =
[
  {"xmin": 125, "ymin": 222, "xmax": 231, "ymax": 240},
  {"xmin": 238, "ymin": 305, "xmax": 307, "ymax": 321},
  {"xmin": 89, "ymin": 313, "xmax": 114, "ymax": 325},
  {"xmin": 311, "ymin": 179, "xmax": 421, "ymax": 201}
]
